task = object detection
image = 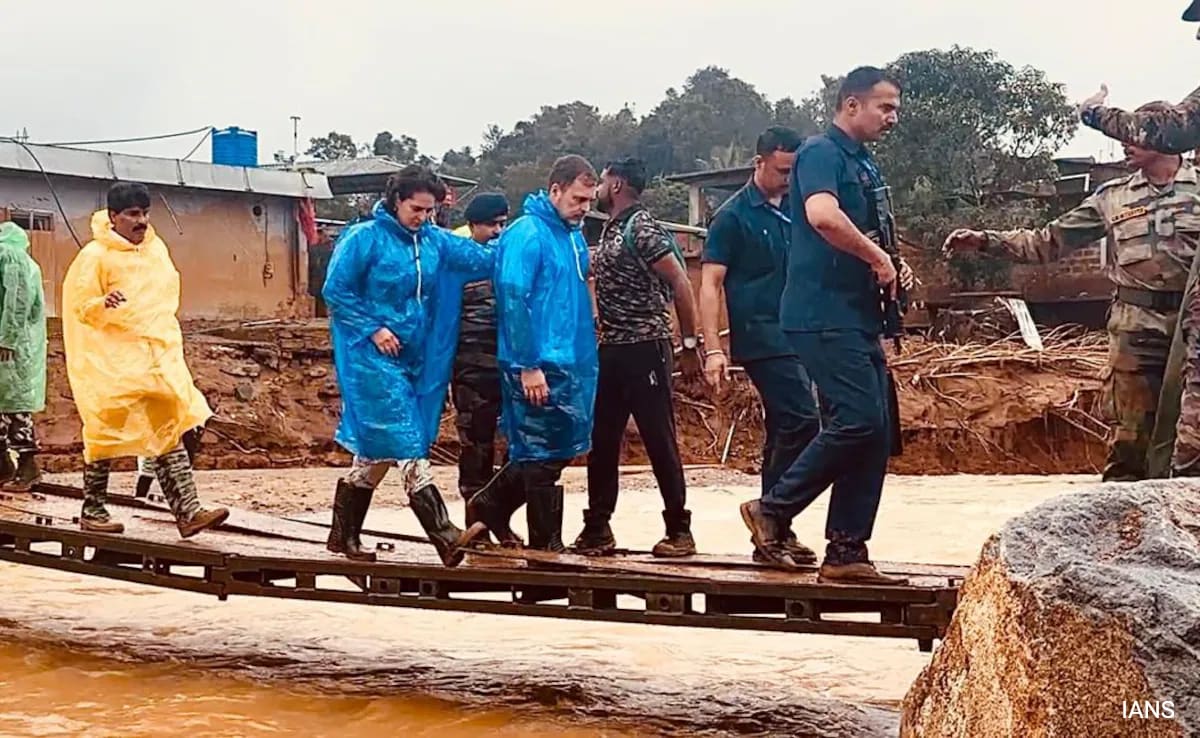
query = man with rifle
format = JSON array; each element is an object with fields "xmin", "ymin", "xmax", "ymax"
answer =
[{"xmin": 740, "ymin": 66, "xmax": 913, "ymax": 584}]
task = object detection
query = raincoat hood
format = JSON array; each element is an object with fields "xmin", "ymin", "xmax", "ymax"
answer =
[
  {"xmin": 522, "ymin": 191, "xmax": 575, "ymax": 233},
  {"xmin": 0, "ymin": 222, "xmax": 30, "ymax": 253},
  {"xmin": 367, "ymin": 199, "xmax": 429, "ymax": 243},
  {"xmin": 90, "ymin": 209, "xmax": 158, "ymax": 252}
]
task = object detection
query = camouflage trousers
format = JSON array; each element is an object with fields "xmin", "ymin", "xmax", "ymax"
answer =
[
  {"xmin": 83, "ymin": 445, "xmax": 201, "ymax": 523},
  {"xmin": 1102, "ymin": 328, "xmax": 1171, "ymax": 482},
  {"xmin": 0, "ymin": 413, "xmax": 36, "ymax": 454},
  {"xmin": 450, "ymin": 362, "xmax": 503, "ymax": 498}
]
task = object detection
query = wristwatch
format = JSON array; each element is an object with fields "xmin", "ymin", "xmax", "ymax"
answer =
[{"xmin": 682, "ymin": 336, "xmax": 699, "ymax": 350}]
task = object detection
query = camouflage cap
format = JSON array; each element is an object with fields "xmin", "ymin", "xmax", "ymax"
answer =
[{"xmin": 1186, "ymin": 0, "xmax": 1200, "ymax": 21}]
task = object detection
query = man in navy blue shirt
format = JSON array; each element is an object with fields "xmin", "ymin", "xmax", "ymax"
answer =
[
  {"xmin": 741, "ymin": 66, "xmax": 914, "ymax": 585},
  {"xmin": 700, "ymin": 126, "xmax": 821, "ymax": 564}
]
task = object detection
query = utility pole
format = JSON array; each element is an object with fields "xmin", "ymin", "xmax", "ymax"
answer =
[{"xmin": 290, "ymin": 115, "xmax": 301, "ymax": 159}]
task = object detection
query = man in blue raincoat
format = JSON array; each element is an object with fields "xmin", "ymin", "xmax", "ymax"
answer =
[
  {"xmin": 469, "ymin": 155, "xmax": 600, "ymax": 553},
  {"xmin": 322, "ymin": 165, "xmax": 493, "ymax": 567}
]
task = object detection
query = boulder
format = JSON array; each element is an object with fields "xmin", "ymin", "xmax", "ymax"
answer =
[{"xmin": 902, "ymin": 480, "xmax": 1200, "ymax": 738}]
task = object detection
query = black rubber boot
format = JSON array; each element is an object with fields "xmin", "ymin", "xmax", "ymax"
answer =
[
  {"xmin": 327, "ymin": 480, "xmax": 376, "ymax": 561},
  {"xmin": 0, "ymin": 445, "xmax": 14, "ymax": 486},
  {"xmin": 526, "ymin": 484, "xmax": 566, "ymax": 553},
  {"xmin": 652, "ymin": 509, "xmax": 696, "ymax": 558},
  {"xmin": 468, "ymin": 470, "xmax": 525, "ymax": 547},
  {"xmin": 410, "ymin": 483, "xmax": 486, "ymax": 567},
  {"xmin": 348, "ymin": 486, "xmax": 376, "ymax": 562},
  {"xmin": 571, "ymin": 508, "xmax": 616, "ymax": 556},
  {"xmin": 463, "ymin": 490, "xmax": 496, "ymax": 546}
]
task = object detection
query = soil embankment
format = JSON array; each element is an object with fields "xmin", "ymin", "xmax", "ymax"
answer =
[{"xmin": 33, "ymin": 320, "xmax": 1107, "ymax": 476}]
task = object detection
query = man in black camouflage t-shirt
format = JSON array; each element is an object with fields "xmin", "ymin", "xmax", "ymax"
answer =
[{"xmin": 572, "ymin": 158, "xmax": 703, "ymax": 558}]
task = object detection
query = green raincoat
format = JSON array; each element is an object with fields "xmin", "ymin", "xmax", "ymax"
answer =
[{"xmin": 0, "ymin": 222, "xmax": 47, "ymax": 413}]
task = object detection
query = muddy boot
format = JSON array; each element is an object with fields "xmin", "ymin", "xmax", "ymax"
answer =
[
  {"xmin": 326, "ymin": 480, "xmax": 375, "ymax": 561},
  {"xmin": 571, "ymin": 508, "xmax": 616, "ymax": 556},
  {"xmin": 0, "ymin": 445, "xmax": 14, "ymax": 486},
  {"xmin": 652, "ymin": 509, "xmax": 696, "ymax": 558},
  {"xmin": 463, "ymin": 491, "xmax": 496, "ymax": 547},
  {"xmin": 347, "ymin": 485, "xmax": 377, "ymax": 563},
  {"xmin": 2, "ymin": 452, "xmax": 39, "ymax": 493},
  {"xmin": 410, "ymin": 483, "xmax": 486, "ymax": 567},
  {"xmin": 775, "ymin": 523, "xmax": 818, "ymax": 565},
  {"xmin": 526, "ymin": 484, "xmax": 566, "ymax": 553},
  {"xmin": 80, "ymin": 461, "xmax": 123, "ymax": 533},
  {"xmin": 739, "ymin": 500, "xmax": 799, "ymax": 570},
  {"xmin": 817, "ymin": 535, "xmax": 908, "ymax": 585},
  {"xmin": 151, "ymin": 448, "xmax": 228, "ymax": 539},
  {"xmin": 468, "ymin": 472, "xmax": 525, "ymax": 547}
]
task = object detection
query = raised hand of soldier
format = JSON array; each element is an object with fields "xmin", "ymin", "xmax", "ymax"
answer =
[
  {"xmin": 371, "ymin": 326, "xmax": 402, "ymax": 357},
  {"xmin": 941, "ymin": 229, "xmax": 987, "ymax": 257},
  {"xmin": 1078, "ymin": 84, "xmax": 1109, "ymax": 115}
]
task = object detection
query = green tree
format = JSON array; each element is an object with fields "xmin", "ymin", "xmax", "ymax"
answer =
[
  {"xmin": 371, "ymin": 131, "xmax": 421, "ymax": 163},
  {"xmin": 306, "ymin": 131, "xmax": 358, "ymax": 160}
]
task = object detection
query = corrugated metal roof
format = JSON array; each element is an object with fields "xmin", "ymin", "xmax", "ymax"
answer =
[{"xmin": 0, "ymin": 141, "xmax": 333, "ymax": 199}]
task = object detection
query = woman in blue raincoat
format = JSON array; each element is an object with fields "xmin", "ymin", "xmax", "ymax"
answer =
[
  {"xmin": 322, "ymin": 166, "xmax": 493, "ymax": 567},
  {"xmin": 469, "ymin": 155, "xmax": 600, "ymax": 554}
]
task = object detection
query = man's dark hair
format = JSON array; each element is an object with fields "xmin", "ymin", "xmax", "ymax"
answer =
[
  {"xmin": 755, "ymin": 126, "xmax": 804, "ymax": 157},
  {"xmin": 107, "ymin": 182, "xmax": 151, "ymax": 213},
  {"xmin": 836, "ymin": 66, "xmax": 902, "ymax": 110},
  {"xmin": 547, "ymin": 154, "xmax": 597, "ymax": 189},
  {"xmin": 604, "ymin": 157, "xmax": 647, "ymax": 194},
  {"xmin": 384, "ymin": 164, "xmax": 447, "ymax": 210}
]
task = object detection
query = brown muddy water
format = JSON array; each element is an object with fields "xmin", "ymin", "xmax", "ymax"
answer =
[{"xmin": 0, "ymin": 472, "xmax": 1097, "ymax": 737}]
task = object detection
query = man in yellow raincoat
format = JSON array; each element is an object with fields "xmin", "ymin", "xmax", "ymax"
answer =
[
  {"xmin": 0, "ymin": 221, "xmax": 46, "ymax": 492},
  {"xmin": 61, "ymin": 182, "xmax": 228, "ymax": 537}
]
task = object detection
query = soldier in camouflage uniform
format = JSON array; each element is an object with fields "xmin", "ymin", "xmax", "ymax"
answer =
[
  {"xmin": 1076, "ymin": 2, "xmax": 1200, "ymax": 476},
  {"xmin": 944, "ymin": 107, "xmax": 1200, "ymax": 481},
  {"xmin": 450, "ymin": 194, "xmax": 511, "ymax": 539}
]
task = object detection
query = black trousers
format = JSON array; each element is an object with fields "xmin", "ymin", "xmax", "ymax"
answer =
[
  {"xmin": 742, "ymin": 356, "xmax": 821, "ymax": 495},
  {"xmin": 450, "ymin": 362, "xmax": 503, "ymax": 497},
  {"xmin": 586, "ymin": 339, "xmax": 686, "ymax": 519}
]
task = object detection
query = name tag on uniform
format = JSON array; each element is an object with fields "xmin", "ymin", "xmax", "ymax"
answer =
[{"xmin": 1112, "ymin": 206, "xmax": 1149, "ymax": 225}]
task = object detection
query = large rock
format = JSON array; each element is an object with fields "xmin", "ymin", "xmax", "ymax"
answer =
[{"xmin": 902, "ymin": 481, "xmax": 1200, "ymax": 738}]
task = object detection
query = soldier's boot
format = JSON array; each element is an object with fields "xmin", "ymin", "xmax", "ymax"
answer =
[
  {"xmin": 468, "ymin": 471, "xmax": 525, "ymax": 547},
  {"xmin": 152, "ymin": 448, "xmax": 228, "ymax": 539},
  {"xmin": 739, "ymin": 499, "xmax": 799, "ymax": 571},
  {"xmin": 326, "ymin": 479, "xmax": 375, "ymax": 562},
  {"xmin": 80, "ymin": 462, "xmax": 124, "ymax": 534},
  {"xmin": 571, "ymin": 508, "xmax": 616, "ymax": 556},
  {"xmin": 3, "ymin": 452, "xmax": 39, "ymax": 493},
  {"xmin": 0, "ymin": 444, "xmax": 14, "ymax": 486},
  {"xmin": 410, "ymin": 483, "xmax": 486, "ymax": 567},
  {"xmin": 652, "ymin": 509, "xmax": 696, "ymax": 558},
  {"xmin": 348, "ymin": 485, "xmax": 377, "ymax": 562}
]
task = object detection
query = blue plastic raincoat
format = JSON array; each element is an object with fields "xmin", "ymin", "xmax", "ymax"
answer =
[
  {"xmin": 0, "ymin": 223, "xmax": 46, "ymax": 414},
  {"xmin": 495, "ymin": 191, "xmax": 598, "ymax": 462},
  {"xmin": 323, "ymin": 200, "xmax": 494, "ymax": 461}
]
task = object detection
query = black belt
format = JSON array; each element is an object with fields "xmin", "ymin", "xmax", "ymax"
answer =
[{"xmin": 1115, "ymin": 286, "xmax": 1185, "ymax": 312}]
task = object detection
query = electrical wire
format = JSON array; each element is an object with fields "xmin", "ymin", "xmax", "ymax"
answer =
[
  {"xmin": 182, "ymin": 128, "xmax": 212, "ymax": 161},
  {"xmin": 36, "ymin": 125, "xmax": 212, "ymax": 147},
  {"xmin": 0, "ymin": 136, "xmax": 84, "ymax": 248}
]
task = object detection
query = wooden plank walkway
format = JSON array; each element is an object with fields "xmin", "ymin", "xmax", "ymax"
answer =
[{"xmin": 0, "ymin": 483, "xmax": 968, "ymax": 651}]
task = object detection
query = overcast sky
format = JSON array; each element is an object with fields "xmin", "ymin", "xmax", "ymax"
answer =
[{"xmin": 3, "ymin": 1, "xmax": 1195, "ymax": 167}]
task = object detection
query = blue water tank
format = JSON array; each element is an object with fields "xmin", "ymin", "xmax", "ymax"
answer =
[{"xmin": 211, "ymin": 126, "xmax": 258, "ymax": 167}]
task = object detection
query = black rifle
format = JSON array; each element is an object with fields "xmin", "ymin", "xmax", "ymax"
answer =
[
  {"xmin": 871, "ymin": 184, "xmax": 908, "ymax": 352},
  {"xmin": 869, "ymin": 184, "xmax": 906, "ymax": 456}
]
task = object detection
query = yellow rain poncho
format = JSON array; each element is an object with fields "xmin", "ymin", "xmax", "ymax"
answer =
[{"xmin": 61, "ymin": 211, "xmax": 211, "ymax": 463}]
